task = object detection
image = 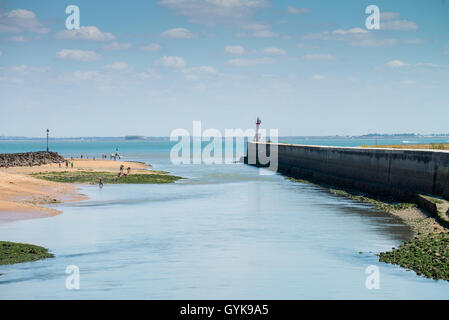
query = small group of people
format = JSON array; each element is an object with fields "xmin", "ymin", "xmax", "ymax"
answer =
[
  {"xmin": 59, "ymin": 160, "xmax": 74, "ymax": 169},
  {"xmin": 71, "ymin": 151, "xmax": 121, "ymax": 161},
  {"xmin": 110, "ymin": 152, "xmax": 121, "ymax": 160},
  {"xmin": 98, "ymin": 164, "xmax": 131, "ymax": 189},
  {"xmin": 118, "ymin": 164, "xmax": 131, "ymax": 177}
]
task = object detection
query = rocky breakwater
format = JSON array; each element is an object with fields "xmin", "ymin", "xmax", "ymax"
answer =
[{"xmin": 0, "ymin": 151, "xmax": 65, "ymax": 167}]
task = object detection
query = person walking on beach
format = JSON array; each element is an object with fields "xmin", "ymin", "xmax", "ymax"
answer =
[
  {"xmin": 65, "ymin": 160, "xmax": 69, "ymax": 169},
  {"xmin": 59, "ymin": 161, "xmax": 62, "ymax": 168},
  {"xmin": 99, "ymin": 178, "xmax": 104, "ymax": 189},
  {"xmin": 71, "ymin": 162, "xmax": 74, "ymax": 169}
]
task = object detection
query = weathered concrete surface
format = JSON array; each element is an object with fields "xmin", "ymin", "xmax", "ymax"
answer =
[
  {"xmin": 245, "ymin": 142, "xmax": 449, "ymax": 202},
  {"xmin": 0, "ymin": 151, "xmax": 65, "ymax": 167}
]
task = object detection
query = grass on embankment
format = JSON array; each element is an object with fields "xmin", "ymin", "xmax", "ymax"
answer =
[
  {"xmin": 0, "ymin": 241, "xmax": 54, "ymax": 265},
  {"xmin": 30, "ymin": 171, "xmax": 183, "ymax": 184},
  {"xmin": 329, "ymin": 188, "xmax": 416, "ymax": 213},
  {"xmin": 286, "ymin": 176, "xmax": 449, "ymax": 281},
  {"xmin": 379, "ymin": 232, "xmax": 449, "ymax": 281},
  {"xmin": 361, "ymin": 143, "xmax": 449, "ymax": 150},
  {"xmin": 286, "ymin": 177, "xmax": 416, "ymax": 213}
]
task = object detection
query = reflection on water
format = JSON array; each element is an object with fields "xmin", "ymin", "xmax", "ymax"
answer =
[{"xmin": 0, "ymin": 140, "xmax": 449, "ymax": 299}]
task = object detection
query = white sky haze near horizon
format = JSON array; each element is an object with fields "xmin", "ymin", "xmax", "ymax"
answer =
[{"xmin": 0, "ymin": 0, "xmax": 448, "ymax": 137}]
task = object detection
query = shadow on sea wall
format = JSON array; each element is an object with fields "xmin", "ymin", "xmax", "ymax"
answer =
[{"xmin": 244, "ymin": 142, "xmax": 449, "ymax": 222}]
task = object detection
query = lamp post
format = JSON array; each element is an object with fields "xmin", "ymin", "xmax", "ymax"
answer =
[{"xmin": 46, "ymin": 129, "xmax": 49, "ymax": 152}]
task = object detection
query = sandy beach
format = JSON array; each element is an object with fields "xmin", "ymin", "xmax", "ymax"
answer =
[{"xmin": 0, "ymin": 159, "xmax": 150, "ymax": 222}]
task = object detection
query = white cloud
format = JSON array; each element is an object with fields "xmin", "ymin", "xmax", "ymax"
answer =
[
  {"xmin": 155, "ymin": 56, "xmax": 187, "ymax": 68},
  {"xmin": 104, "ymin": 61, "xmax": 132, "ymax": 72},
  {"xmin": 303, "ymin": 28, "xmax": 397, "ymax": 47},
  {"xmin": 225, "ymin": 57, "xmax": 275, "ymax": 66},
  {"xmin": 241, "ymin": 23, "xmax": 271, "ymax": 31},
  {"xmin": 386, "ymin": 60, "xmax": 408, "ymax": 68},
  {"xmin": 262, "ymin": 47, "xmax": 285, "ymax": 55},
  {"xmin": 234, "ymin": 24, "xmax": 279, "ymax": 38},
  {"xmin": 102, "ymin": 42, "xmax": 132, "ymax": 51},
  {"xmin": 158, "ymin": 0, "xmax": 270, "ymax": 25},
  {"xmin": 161, "ymin": 28, "xmax": 195, "ymax": 39},
  {"xmin": 63, "ymin": 70, "xmax": 101, "ymax": 81},
  {"xmin": 385, "ymin": 60, "xmax": 444, "ymax": 69},
  {"xmin": 182, "ymin": 66, "xmax": 218, "ymax": 80},
  {"xmin": 141, "ymin": 43, "xmax": 162, "ymax": 52},
  {"xmin": 56, "ymin": 26, "xmax": 115, "ymax": 41},
  {"xmin": 312, "ymin": 74, "xmax": 325, "ymax": 80},
  {"xmin": 56, "ymin": 49, "xmax": 101, "ymax": 62},
  {"xmin": 381, "ymin": 20, "xmax": 418, "ymax": 31},
  {"xmin": 302, "ymin": 54, "xmax": 334, "ymax": 60},
  {"xmin": 225, "ymin": 45, "xmax": 246, "ymax": 54},
  {"xmin": 137, "ymin": 68, "xmax": 160, "ymax": 80},
  {"xmin": 400, "ymin": 80, "xmax": 415, "ymax": 86},
  {"xmin": 296, "ymin": 43, "xmax": 318, "ymax": 49},
  {"xmin": 287, "ymin": 6, "xmax": 311, "ymax": 15},
  {"xmin": 379, "ymin": 12, "xmax": 418, "ymax": 31},
  {"xmin": 206, "ymin": 0, "xmax": 269, "ymax": 9},
  {"xmin": 414, "ymin": 63, "xmax": 442, "ymax": 68},
  {"xmin": 7, "ymin": 35, "xmax": 27, "ymax": 42},
  {"xmin": 184, "ymin": 66, "xmax": 217, "ymax": 73},
  {"xmin": 352, "ymin": 38, "xmax": 397, "ymax": 47},
  {"xmin": 332, "ymin": 28, "xmax": 367, "ymax": 35},
  {"xmin": 5, "ymin": 64, "xmax": 51, "ymax": 75},
  {"xmin": 58, "ymin": 67, "xmax": 162, "ymax": 87},
  {"xmin": 0, "ymin": 65, "xmax": 50, "ymax": 85},
  {"xmin": 380, "ymin": 12, "xmax": 400, "ymax": 21},
  {"xmin": 10, "ymin": 65, "xmax": 30, "ymax": 73},
  {"xmin": 0, "ymin": 9, "xmax": 50, "ymax": 34},
  {"xmin": 253, "ymin": 30, "xmax": 278, "ymax": 38}
]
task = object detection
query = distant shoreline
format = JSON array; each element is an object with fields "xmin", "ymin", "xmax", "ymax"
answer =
[{"xmin": 1, "ymin": 134, "xmax": 449, "ymax": 141}]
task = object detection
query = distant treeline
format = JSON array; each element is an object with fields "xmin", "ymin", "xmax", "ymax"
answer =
[
  {"xmin": 0, "ymin": 136, "xmax": 170, "ymax": 141},
  {"xmin": 1, "ymin": 134, "xmax": 449, "ymax": 141},
  {"xmin": 359, "ymin": 133, "xmax": 449, "ymax": 138}
]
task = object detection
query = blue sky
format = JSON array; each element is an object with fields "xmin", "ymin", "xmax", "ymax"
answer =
[{"xmin": 0, "ymin": 0, "xmax": 448, "ymax": 137}]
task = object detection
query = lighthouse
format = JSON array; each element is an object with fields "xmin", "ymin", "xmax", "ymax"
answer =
[{"xmin": 255, "ymin": 117, "xmax": 262, "ymax": 142}]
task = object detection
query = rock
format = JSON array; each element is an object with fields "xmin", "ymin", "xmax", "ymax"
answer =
[{"xmin": 0, "ymin": 151, "xmax": 65, "ymax": 168}]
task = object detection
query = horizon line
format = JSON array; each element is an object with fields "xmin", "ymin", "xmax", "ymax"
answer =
[{"xmin": 1, "ymin": 133, "xmax": 449, "ymax": 140}]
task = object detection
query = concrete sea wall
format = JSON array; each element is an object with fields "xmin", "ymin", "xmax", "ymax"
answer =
[
  {"xmin": 245, "ymin": 142, "xmax": 449, "ymax": 202},
  {"xmin": 0, "ymin": 151, "xmax": 65, "ymax": 167}
]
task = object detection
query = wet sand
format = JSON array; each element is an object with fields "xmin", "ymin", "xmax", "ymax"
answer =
[
  {"xmin": 389, "ymin": 207, "xmax": 446, "ymax": 236},
  {"xmin": 0, "ymin": 159, "xmax": 150, "ymax": 222}
]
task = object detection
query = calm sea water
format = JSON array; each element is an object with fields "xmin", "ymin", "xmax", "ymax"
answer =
[{"xmin": 1, "ymin": 137, "xmax": 449, "ymax": 299}]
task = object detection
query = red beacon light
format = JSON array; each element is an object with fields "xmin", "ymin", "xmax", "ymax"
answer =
[{"xmin": 255, "ymin": 117, "xmax": 262, "ymax": 142}]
